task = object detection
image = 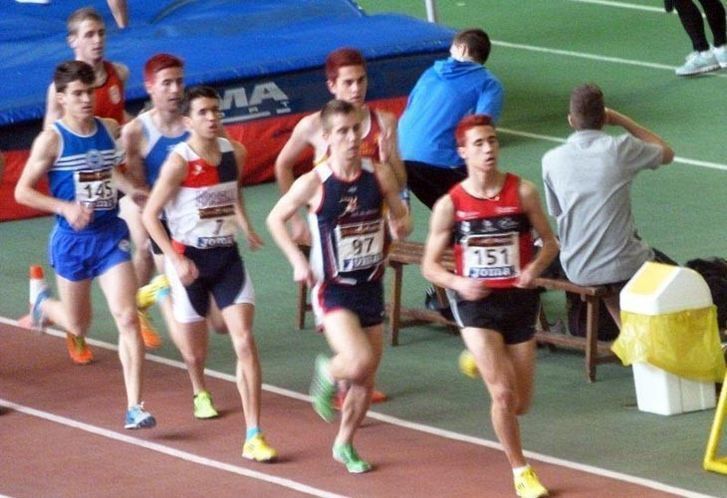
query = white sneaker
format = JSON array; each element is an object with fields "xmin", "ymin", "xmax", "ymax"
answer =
[
  {"xmin": 675, "ymin": 50, "xmax": 720, "ymax": 76},
  {"xmin": 713, "ymin": 45, "xmax": 727, "ymax": 68}
]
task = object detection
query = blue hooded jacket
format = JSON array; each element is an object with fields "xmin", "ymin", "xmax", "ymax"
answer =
[{"xmin": 398, "ymin": 57, "xmax": 504, "ymax": 168}]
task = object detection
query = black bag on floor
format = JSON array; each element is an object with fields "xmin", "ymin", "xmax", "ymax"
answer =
[
  {"xmin": 566, "ymin": 292, "xmax": 620, "ymax": 341},
  {"xmin": 686, "ymin": 257, "xmax": 727, "ymax": 330}
]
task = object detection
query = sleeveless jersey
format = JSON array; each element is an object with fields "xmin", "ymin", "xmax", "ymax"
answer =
[
  {"xmin": 450, "ymin": 173, "xmax": 533, "ymax": 288},
  {"xmin": 94, "ymin": 61, "xmax": 125, "ymax": 124},
  {"xmin": 308, "ymin": 159, "xmax": 386, "ymax": 285},
  {"xmin": 165, "ymin": 138, "xmax": 239, "ymax": 250},
  {"xmin": 138, "ymin": 111, "xmax": 189, "ymax": 186},
  {"xmin": 313, "ymin": 107, "xmax": 383, "ymax": 164},
  {"xmin": 49, "ymin": 118, "xmax": 120, "ymax": 232}
]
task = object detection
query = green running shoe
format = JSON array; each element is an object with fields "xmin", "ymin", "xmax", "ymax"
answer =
[
  {"xmin": 332, "ymin": 443, "xmax": 372, "ymax": 474},
  {"xmin": 193, "ymin": 390, "xmax": 219, "ymax": 419},
  {"xmin": 310, "ymin": 354, "xmax": 335, "ymax": 422}
]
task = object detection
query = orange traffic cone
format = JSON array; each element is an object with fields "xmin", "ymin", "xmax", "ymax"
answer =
[{"xmin": 29, "ymin": 265, "xmax": 46, "ymax": 304}]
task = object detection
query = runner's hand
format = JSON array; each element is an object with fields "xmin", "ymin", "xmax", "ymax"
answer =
[{"xmin": 61, "ymin": 201, "xmax": 93, "ymax": 231}]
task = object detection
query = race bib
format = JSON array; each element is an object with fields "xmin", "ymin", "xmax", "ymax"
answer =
[
  {"xmin": 334, "ymin": 220, "xmax": 384, "ymax": 272},
  {"xmin": 195, "ymin": 204, "xmax": 236, "ymax": 248},
  {"xmin": 74, "ymin": 169, "xmax": 116, "ymax": 210},
  {"xmin": 462, "ymin": 232, "xmax": 520, "ymax": 280}
]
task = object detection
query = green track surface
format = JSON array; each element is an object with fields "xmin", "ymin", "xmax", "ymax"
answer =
[{"xmin": 1, "ymin": 1, "xmax": 726, "ymax": 495}]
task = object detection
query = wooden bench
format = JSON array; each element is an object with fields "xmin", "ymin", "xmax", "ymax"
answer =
[
  {"xmin": 385, "ymin": 240, "xmax": 619, "ymax": 383},
  {"xmin": 295, "ymin": 240, "xmax": 619, "ymax": 382}
]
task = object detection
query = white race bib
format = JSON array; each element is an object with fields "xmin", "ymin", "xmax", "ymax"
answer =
[
  {"xmin": 462, "ymin": 232, "xmax": 520, "ymax": 280},
  {"xmin": 195, "ymin": 204, "xmax": 236, "ymax": 248},
  {"xmin": 73, "ymin": 169, "xmax": 116, "ymax": 210},
  {"xmin": 334, "ymin": 220, "xmax": 384, "ymax": 272}
]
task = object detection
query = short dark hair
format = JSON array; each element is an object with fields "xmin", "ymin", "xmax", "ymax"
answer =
[
  {"xmin": 181, "ymin": 86, "xmax": 220, "ymax": 116},
  {"xmin": 455, "ymin": 114, "xmax": 495, "ymax": 146},
  {"xmin": 569, "ymin": 83, "xmax": 606, "ymax": 130},
  {"xmin": 453, "ymin": 28, "xmax": 491, "ymax": 64},
  {"xmin": 54, "ymin": 60, "xmax": 95, "ymax": 93},
  {"xmin": 67, "ymin": 7, "xmax": 104, "ymax": 36},
  {"xmin": 320, "ymin": 99, "xmax": 358, "ymax": 132}
]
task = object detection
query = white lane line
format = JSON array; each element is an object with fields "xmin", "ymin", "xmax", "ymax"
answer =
[
  {"xmin": 499, "ymin": 127, "xmax": 727, "ymax": 172},
  {"xmin": 0, "ymin": 317, "xmax": 715, "ymax": 498},
  {"xmin": 565, "ymin": 0, "xmax": 664, "ymax": 13},
  {"xmin": 491, "ymin": 39, "xmax": 727, "ymax": 79},
  {"xmin": 0, "ymin": 397, "xmax": 347, "ymax": 498}
]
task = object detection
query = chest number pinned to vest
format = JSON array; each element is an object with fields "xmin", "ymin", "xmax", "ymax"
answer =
[
  {"xmin": 334, "ymin": 220, "xmax": 384, "ymax": 272},
  {"xmin": 463, "ymin": 232, "xmax": 520, "ymax": 279}
]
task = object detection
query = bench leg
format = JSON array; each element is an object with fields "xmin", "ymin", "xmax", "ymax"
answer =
[
  {"xmin": 389, "ymin": 263, "xmax": 403, "ymax": 346},
  {"xmin": 585, "ymin": 296, "xmax": 601, "ymax": 383},
  {"xmin": 296, "ymin": 281, "xmax": 308, "ymax": 330}
]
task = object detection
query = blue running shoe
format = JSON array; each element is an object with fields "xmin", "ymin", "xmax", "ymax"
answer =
[{"xmin": 124, "ymin": 403, "xmax": 157, "ymax": 430}]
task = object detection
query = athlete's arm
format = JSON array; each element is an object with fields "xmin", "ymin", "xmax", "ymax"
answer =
[
  {"xmin": 422, "ymin": 195, "xmax": 491, "ymax": 301},
  {"xmin": 275, "ymin": 115, "xmax": 318, "ymax": 244},
  {"xmin": 266, "ymin": 171, "xmax": 320, "ymax": 286},
  {"xmin": 231, "ymin": 140, "xmax": 263, "ymax": 250},
  {"xmin": 516, "ymin": 180, "xmax": 559, "ymax": 288},
  {"xmin": 113, "ymin": 62, "xmax": 133, "ymax": 124},
  {"xmin": 376, "ymin": 161, "xmax": 411, "ymax": 240},
  {"xmin": 377, "ymin": 110, "xmax": 406, "ymax": 190},
  {"xmin": 119, "ymin": 118, "xmax": 147, "ymax": 188},
  {"xmin": 142, "ymin": 151, "xmax": 198, "ymax": 285},
  {"xmin": 43, "ymin": 83, "xmax": 63, "ymax": 130},
  {"xmin": 15, "ymin": 130, "xmax": 92, "ymax": 230},
  {"xmin": 274, "ymin": 114, "xmax": 316, "ymax": 193}
]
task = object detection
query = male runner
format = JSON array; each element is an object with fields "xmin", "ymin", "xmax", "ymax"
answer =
[
  {"xmin": 268, "ymin": 99, "xmax": 410, "ymax": 473},
  {"xmin": 422, "ymin": 115, "xmax": 557, "ymax": 497},
  {"xmin": 142, "ymin": 86, "xmax": 277, "ymax": 461},
  {"xmin": 15, "ymin": 60, "xmax": 156, "ymax": 430}
]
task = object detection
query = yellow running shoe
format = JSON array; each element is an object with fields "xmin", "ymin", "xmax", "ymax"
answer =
[
  {"xmin": 136, "ymin": 274, "xmax": 170, "ymax": 310},
  {"xmin": 137, "ymin": 310, "xmax": 162, "ymax": 349},
  {"xmin": 514, "ymin": 466, "xmax": 548, "ymax": 498},
  {"xmin": 242, "ymin": 434, "xmax": 278, "ymax": 462},
  {"xmin": 193, "ymin": 390, "xmax": 219, "ymax": 419},
  {"xmin": 458, "ymin": 349, "xmax": 479, "ymax": 379}
]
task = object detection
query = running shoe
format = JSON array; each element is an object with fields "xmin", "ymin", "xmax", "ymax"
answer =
[
  {"xmin": 124, "ymin": 403, "xmax": 157, "ymax": 430},
  {"xmin": 714, "ymin": 45, "xmax": 727, "ymax": 68},
  {"xmin": 137, "ymin": 310, "xmax": 162, "ymax": 349},
  {"xmin": 675, "ymin": 51, "xmax": 720, "ymax": 76},
  {"xmin": 309, "ymin": 354, "xmax": 336, "ymax": 422},
  {"xmin": 193, "ymin": 390, "xmax": 219, "ymax": 419},
  {"xmin": 66, "ymin": 333, "xmax": 93, "ymax": 365},
  {"xmin": 332, "ymin": 443, "xmax": 372, "ymax": 474},
  {"xmin": 242, "ymin": 434, "xmax": 278, "ymax": 462},
  {"xmin": 136, "ymin": 274, "xmax": 170, "ymax": 310},
  {"xmin": 458, "ymin": 349, "xmax": 479, "ymax": 379},
  {"xmin": 514, "ymin": 467, "xmax": 549, "ymax": 498}
]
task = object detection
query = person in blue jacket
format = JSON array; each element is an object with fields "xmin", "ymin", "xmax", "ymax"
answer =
[{"xmin": 398, "ymin": 28, "xmax": 504, "ymax": 209}]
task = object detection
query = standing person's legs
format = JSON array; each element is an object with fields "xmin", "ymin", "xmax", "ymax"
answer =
[
  {"xmin": 673, "ymin": 0, "xmax": 722, "ymax": 74},
  {"xmin": 676, "ymin": 0, "xmax": 710, "ymax": 51},
  {"xmin": 98, "ymin": 261, "xmax": 145, "ymax": 408},
  {"xmin": 697, "ymin": 0, "xmax": 727, "ymax": 47}
]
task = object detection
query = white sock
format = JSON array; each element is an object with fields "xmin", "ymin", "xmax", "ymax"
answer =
[{"xmin": 513, "ymin": 465, "xmax": 530, "ymax": 477}]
